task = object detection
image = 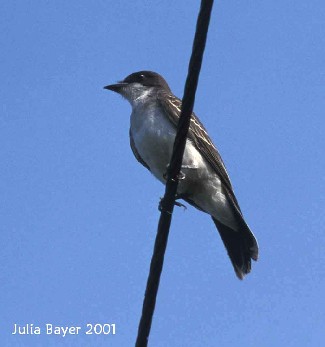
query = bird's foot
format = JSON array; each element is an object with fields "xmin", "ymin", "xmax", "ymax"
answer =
[
  {"xmin": 158, "ymin": 197, "xmax": 187, "ymax": 213},
  {"xmin": 163, "ymin": 170, "xmax": 186, "ymax": 181},
  {"xmin": 175, "ymin": 200, "xmax": 187, "ymax": 210}
]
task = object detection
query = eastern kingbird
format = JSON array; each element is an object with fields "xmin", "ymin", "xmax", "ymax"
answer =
[{"xmin": 104, "ymin": 71, "xmax": 258, "ymax": 279}]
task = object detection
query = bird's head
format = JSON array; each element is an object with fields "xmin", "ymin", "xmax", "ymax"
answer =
[{"xmin": 104, "ymin": 71, "xmax": 171, "ymax": 105}]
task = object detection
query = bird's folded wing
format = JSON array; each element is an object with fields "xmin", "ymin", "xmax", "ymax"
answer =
[{"xmin": 158, "ymin": 92, "xmax": 241, "ymax": 212}]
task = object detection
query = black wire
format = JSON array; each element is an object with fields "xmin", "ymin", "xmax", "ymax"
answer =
[{"xmin": 135, "ymin": 1, "xmax": 214, "ymax": 346}]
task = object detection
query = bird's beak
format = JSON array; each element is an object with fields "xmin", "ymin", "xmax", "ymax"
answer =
[{"xmin": 103, "ymin": 82, "xmax": 128, "ymax": 93}]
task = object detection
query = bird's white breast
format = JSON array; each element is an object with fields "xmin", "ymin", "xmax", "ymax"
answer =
[{"xmin": 130, "ymin": 101, "xmax": 205, "ymax": 184}]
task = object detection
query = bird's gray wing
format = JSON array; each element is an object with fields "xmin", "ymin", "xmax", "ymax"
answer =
[
  {"xmin": 157, "ymin": 92, "xmax": 241, "ymax": 211},
  {"xmin": 129, "ymin": 129, "xmax": 150, "ymax": 171},
  {"xmin": 158, "ymin": 92, "xmax": 259, "ymax": 275}
]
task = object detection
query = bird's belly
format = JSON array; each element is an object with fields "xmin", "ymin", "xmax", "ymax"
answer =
[
  {"xmin": 131, "ymin": 107, "xmax": 203, "ymax": 183},
  {"xmin": 131, "ymin": 123, "xmax": 174, "ymax": 181}
]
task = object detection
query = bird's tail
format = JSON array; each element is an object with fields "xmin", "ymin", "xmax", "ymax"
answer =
[{"xmin": 212, "ymin": 217, "xmax": 258, "ymax": 279}]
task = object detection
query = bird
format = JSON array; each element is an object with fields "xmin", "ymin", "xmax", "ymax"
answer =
[{"xmin": 104, "ymin": 71, "xmax": 258, "ymax": 279}]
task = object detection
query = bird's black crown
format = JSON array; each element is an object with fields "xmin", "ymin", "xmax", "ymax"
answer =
[{"xmin": 122, "ymin": 71, "xmax": 171, "ymax": 92}]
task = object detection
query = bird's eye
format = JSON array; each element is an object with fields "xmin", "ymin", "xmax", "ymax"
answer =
[{"xmin": 139, "ymin": 74, "xmax": 145, "ymax": 79}]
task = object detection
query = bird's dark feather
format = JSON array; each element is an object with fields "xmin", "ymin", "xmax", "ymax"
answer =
[
  {"xmin": 157, "ymin": 91, "xmax": 242, "ymax": 211},
  {"xmin": 212, "ymin": 217, "xmax": 258, "ymax": 279},
  {"xmin": 156, "ymin": 91, "xmax": 259, "ymax": 276}
]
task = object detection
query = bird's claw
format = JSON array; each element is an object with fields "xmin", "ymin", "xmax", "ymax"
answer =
[
  {"xmin": 163, "ymin": 170, "xmax": 186, "ymax": 181},
  {"xmin": 158, "ymin": 197, "xmax": 170, "ymax": 214},
  {"xmin": 175, "ymin": 201, "xmax": 187, "ymax": 210},
  {"xmin": 158, "ymin": 197, "xmax": 187, "ymax": 213}
]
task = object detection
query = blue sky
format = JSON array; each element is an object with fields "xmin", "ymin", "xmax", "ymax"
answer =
[{"xmin": 1, "ymin": 1, "xmax": 325, "ymax": 346}]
